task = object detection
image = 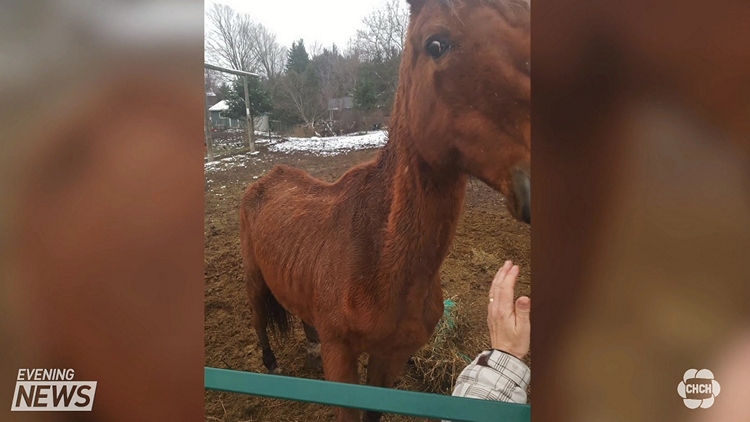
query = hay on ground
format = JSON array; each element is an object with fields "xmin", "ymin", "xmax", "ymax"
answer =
[{"xmin": 407, "ymin": 297, "xmax": 484, "ymax": 394}]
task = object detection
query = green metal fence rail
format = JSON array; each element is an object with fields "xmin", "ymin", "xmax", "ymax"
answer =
[{"xmin": 205, "ymin": 367, "xmax": 530, "ymax": 422}]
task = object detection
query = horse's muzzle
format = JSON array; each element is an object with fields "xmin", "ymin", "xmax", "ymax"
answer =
[{"xmin": 512, "ymin": 168, "xmax": 531, "ymax": 224}]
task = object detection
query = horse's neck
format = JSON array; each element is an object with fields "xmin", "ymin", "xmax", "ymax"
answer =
[{"xmin": 373, "ymin": 127, "xmax": 467, "ymax": 294}]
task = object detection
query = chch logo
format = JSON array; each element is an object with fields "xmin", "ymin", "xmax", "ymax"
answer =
[{"xmin": 678, "ymin": 369, "xmax": 720, "ymax": 409}]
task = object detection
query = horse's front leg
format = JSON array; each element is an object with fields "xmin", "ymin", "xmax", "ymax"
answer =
[
  {"xmin": 320, "ymin": 339, "xmax": 360, "ymax": 422},
  {"xmin": 363, "ymin": 352, "xmax": 411, "ymax": 422}
]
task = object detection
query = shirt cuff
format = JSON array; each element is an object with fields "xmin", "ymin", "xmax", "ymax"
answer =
[{"xmin": 482, "ymin": 349, "xmax": 531, "ymax": 391}]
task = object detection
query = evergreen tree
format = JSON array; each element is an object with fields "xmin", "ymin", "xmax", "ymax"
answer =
[
  {"xmin": 218, "ymin": 82, "xmax": 232, "ymax": 101},
  {"xmin": 353, "ymin": 78, "xmax": 378, "ymax": 111},
  {"xmin": 222, "ymin": 77, "xmax": 273, "ymax": 120},
  {"xmin": 286, "ymin": 39, "xmax": 310, "ymax": 74},
  {"xmin": 329, "ymin": 43, "xmax": 339, "ymax": 58},
  {"xmin": 354, "ymin": 59, "xmax": 398, "ymax": 112}
]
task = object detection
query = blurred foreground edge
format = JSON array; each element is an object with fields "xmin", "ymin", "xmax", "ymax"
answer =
[
  {"xmin": 0, "ymin": 2, "xmax": 205, "ymax": 421},
  {"xmin": 533, "ymin": 0, "xmax": 750, "ymax": 421}
]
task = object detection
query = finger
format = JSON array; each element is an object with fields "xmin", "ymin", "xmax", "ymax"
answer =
[
  {"xmin": 515, "ymin": 296, "xmax": 531, "ymax": 328},
  {"xmin": 494, "ymin": 264, "xmax": 519, "ymax": 310},
  {"xmin": 515, "ymin": 296, "xmax": 531, "ymax": 356},
  {"xmin": 488, "ymin": 260, "xmax": 512, "ymax": 303}
]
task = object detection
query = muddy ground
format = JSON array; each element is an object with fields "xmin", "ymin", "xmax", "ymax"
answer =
[{"xmin": 205, "ymin": 146, "xmax": 531, "ymax": 422}]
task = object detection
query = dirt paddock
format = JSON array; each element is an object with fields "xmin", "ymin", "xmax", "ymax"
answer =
[{"xmin": 205, "ymin": 145, "xmax": 531, "ymax": 422}]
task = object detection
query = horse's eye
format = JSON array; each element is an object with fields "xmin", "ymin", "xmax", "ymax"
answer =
[{"xmin": 426, "ymin": 40, "xmax": 449, "ymax": 59}]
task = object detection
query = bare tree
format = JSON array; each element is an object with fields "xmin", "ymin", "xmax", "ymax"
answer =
[
  {"xmin": 311, "ymin": 46, "xmax": 343, "ymax": 111},
  {"xmin": 205, "ymin": 4, "xmax": 256, "ymax": 72},
  {"xmin": 279, "ymin": 71, "xmax": 326, "ymax": 133},
  {"xmin": 205, "ymin": 5, "xmax": 286, "ymax": 84},
  {"xmin": 307, "ymin": 41, "xmax": 324, "ymax": 58},
  {"xmin": 248, "ymin": 23, "xmax": 287, "ymax": 81},
  {"xmin": 338, "ymin": 50, "xmax": 360, "ymax": 96},
  {"xmin": 354, "ymin": 0, "xmax": 409, "ymax": 61},
  {"xmin": 204, "ymin": 69, "xmax": 228, "ymax": 94}
]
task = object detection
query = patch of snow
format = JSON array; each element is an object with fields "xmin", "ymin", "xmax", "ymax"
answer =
[
  {"xmin": 205, "ymin": 152, "xmax": 261, "ymax": 173},
  {"xmin": 204, "ymin": 131, "xmax": 388, "ymax": 174},
  {"xmin": 268, "ymin": 130, "xmax": 387, "ymax": 156}
]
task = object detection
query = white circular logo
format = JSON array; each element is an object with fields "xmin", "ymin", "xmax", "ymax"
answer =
[{"xmin": 678, "ymin": 369, "xmax": 720, "ymax": 409}]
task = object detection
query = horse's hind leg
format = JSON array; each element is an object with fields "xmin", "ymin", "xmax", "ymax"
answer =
[
  {"xmin": 302, "ymin": 322, "xmax": 322, "ymax": 371},
  {"xmin": 246, "ymin": 272, "xmax": 282, "ymax": 374}
]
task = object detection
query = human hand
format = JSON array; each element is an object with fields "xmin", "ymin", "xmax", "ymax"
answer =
[{"xmin": 487, "ymin": 261, "xmax": 530, "ymax": 360}]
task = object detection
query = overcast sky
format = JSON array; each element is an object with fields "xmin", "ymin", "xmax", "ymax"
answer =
[{"xmin": 205, "ymin": 0, "xmax": 392, "ymax": 50}]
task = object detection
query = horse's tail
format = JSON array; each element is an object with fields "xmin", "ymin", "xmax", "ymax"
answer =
[{"xmin": 264, "ymin": 289, "xmax": 291, "ymax": 336}]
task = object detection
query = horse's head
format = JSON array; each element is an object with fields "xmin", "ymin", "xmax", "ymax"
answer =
[{"xmin": 400, "ymin": 0, "xmax": 530, "ymax": 223}]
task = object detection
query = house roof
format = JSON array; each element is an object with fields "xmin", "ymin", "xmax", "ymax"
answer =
[{"xmin": 209, "ymin": 100, "xmax": 228, "ymax": 112}]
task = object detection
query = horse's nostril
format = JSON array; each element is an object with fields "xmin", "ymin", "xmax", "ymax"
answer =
[{"xmin": 512, "ymin": 169, "xmax": 531, "ymax": 224}]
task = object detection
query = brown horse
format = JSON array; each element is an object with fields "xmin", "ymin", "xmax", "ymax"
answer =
[{"xmin": 239, "ymin": 0, "xmax": 529, "ymax": 420}]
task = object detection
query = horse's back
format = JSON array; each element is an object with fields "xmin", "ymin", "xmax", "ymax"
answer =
[{"xmin": 241, "ymin": 164, "xmax": 328, "ymax": 214}]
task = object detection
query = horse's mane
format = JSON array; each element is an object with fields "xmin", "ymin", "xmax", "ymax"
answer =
[{"xmin": 438, "ymin": 0, "xmax": 529, "ymax": 27}]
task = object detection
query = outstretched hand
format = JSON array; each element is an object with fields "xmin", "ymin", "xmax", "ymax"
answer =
[{"xmin": 487, "ymin": 260, "xmax": 530, "ymax": 360}]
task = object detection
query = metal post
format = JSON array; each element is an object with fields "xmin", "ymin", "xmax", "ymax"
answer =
[
  {"xmin": 204, "ymin": 64, "xmax": 259, "ymax": 153},
  {"xmin": 243, "ymin": 76, "xmax": 255, "ymax": 152},
  {"xmin": 204, "ymin": 100, "xmax": 214, "ymax": 162}
]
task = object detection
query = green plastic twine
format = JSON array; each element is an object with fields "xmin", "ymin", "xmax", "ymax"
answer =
[{"xmin": 442, "ymin": 299, "xmax": 456, "ymax": 330}]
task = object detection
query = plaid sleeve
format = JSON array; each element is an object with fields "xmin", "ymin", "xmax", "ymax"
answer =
[{"xmin": 450, "ymin": 349, "xmax": 530, "ymax": 403}]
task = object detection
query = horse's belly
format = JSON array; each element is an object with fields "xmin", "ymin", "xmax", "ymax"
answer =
[
  {"xmin": 362, "ymin": 298, "xmax": 444, "ymax": 356},
  {"xmin": 252, "ymin": 224, "xmax": 330, "ymax": 327},
  {"xmin": 362, "ymin": 321, "xmax": 433, "ymax": 356},
  {"xmin": 273, "ymin": 278, "xmax": 317, "ymax": 323}
]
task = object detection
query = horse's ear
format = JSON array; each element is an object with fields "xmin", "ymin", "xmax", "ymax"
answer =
[{"xmin": 407, "ymin": 0, "xmax": 427, "ymax": 16}]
